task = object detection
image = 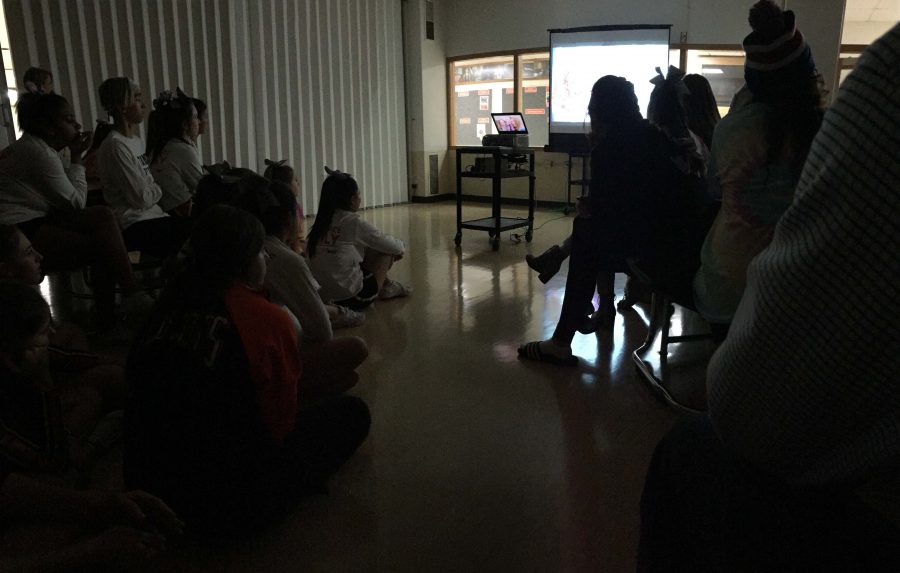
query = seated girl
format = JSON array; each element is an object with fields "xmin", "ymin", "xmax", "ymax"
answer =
[
  {"xmin": 234, "ymin": 179, "xmax": 369, "ymax": 399},
  {"xmin": 0, "ymin": 225, "xmax": 126, "ymax": 452},
  {"xmin": 147, "ymin": 88, "xmax": 202, "ymax": 217},
  {"xmin": 0, "ymin": 91, "xmax": 143, "ymax": 323},
  {"xmin": 125, "ymin": 205, "xmax": 370, "ymax": 531},
  {"xmin": 0, "ymin": 286, "xmax": 182, "ymax": 567},
  {"xmin": 97, "ymin": 77, "xmax": 188, "ymax": 259},
  {"xmin": 0, "ymin": 281, "xmax": 123, "ymax": 484},
  {"xmin": 263, "ymin": 158, "xmax": 306, "ymax": 252},
  {"xmin": 307, "ymin": 167, "xmax": 410, "ymax": 310}
]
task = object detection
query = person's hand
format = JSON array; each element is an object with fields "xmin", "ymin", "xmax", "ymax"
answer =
[
  {"xmin": 91, "ymin": 490, "xmax": 184, "ymax": 537},
  {"xmin": 123, "ymin": 490, "xmax": 184, "ymax": 536},
  {"xmin": 78, "ymin": 526, "xmax": 166, "ymax": 566},
  {"xmin": 69, "ymin": 129, "xmax": 93, "ymax": 160}
]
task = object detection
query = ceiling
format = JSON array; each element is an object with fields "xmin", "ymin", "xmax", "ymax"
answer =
[{"xmin": 844, "ymin": 0, "xmax": 900, "ymax": 22}]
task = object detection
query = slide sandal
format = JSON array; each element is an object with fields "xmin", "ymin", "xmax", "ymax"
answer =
[{"xmin": 517, "ymin": 341, "xmax": 579, "ymax": 367}]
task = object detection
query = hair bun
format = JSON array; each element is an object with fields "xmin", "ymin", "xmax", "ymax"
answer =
[{"xmin": 748, "ymin": 0, "xmax": 786, "ymax": 40}]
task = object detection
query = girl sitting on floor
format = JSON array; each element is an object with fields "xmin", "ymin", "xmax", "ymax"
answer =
[
  {"xmin": 97, "ymin": 77, "xmax": 188, "ymax": 259},
  {"xmin": 125, "ymin": 205, "xmax": 370, "ymax": 531},
  {"xmin": 234, "ymin": 178, "xmax": 369, "ymax": 399},
  {"xmin": 0, "ymin": 284, "xmax": 182, "ymax": 568},
  {"xmin": 307, "ymin": 167, "xmax": 410, "ymax": 310},
  {"xmin": 147, "ymin": 88, "xmax": 202, "ymax": 217},
  {"xmin": 264, "ymin": 158, "xmax": 306, "ymax": 253}
]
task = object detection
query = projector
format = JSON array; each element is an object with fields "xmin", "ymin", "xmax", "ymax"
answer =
[{"xmin": 482, "ymin": 134, "xmax": 529, "ymax": 148}]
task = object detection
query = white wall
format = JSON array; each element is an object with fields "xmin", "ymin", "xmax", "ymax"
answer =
[
  {"xmin": 842, "ymin": 20, "xmax": 898, "ymax": 43},
  {"xmin": 405, "ymin": 0, "xmax": 450, "ymax": 198},
  {"xmin": 785, "ymin": 0, "xmax": 846, "ymax": 99},
  {"xmin": 426, "ymin": 0, "xmax": 849, "ymax": 204}
]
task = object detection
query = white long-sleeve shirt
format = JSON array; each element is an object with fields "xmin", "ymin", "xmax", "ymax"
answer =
[
  {"xmin": 309, "ymin": 209, "xmax": 405, "ymax": 302},
  {"xmin": 98, "ymin": 130, "xmax": 167, "ymax": 229},
  {"xmin": 263, "ymin": 235, "xmax": 333, "ymax": 343},
  {"xmin": 0, "ymin": 132, "xmax": 86, "ymax": 224},
  {"xmin": 707, "ymin": 25, "xmax": 900, "ymax": 487},
  {"xmin": 151, "ymin": 138, "xmax": 203, "ymax": 212}
]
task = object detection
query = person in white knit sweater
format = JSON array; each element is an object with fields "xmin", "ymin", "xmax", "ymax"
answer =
[{"xmin": 638, "ymin": 18, "xmax": 900, "ymax": 571}]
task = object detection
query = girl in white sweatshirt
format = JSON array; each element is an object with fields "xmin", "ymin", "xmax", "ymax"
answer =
[
  {"xmin": 97, "ymin": 77, "xmax": 187, "ymax": 259},
  {"xmin": 307, "ymin": 168, "xmax": 410, "ymax": 310}
]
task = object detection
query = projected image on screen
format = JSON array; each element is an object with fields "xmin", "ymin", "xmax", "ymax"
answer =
[
  {"xmin": 552, "ymin": 44, "xmax": 667, "ymax": 123},
  {"xmin": 548, "ymin": 26, "xmax": 670, "ymax": 149}
]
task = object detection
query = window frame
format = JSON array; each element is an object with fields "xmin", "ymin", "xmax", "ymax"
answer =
[{"xmin": 447, "ymin": 47, "xmax": 548, "ymax": 149}]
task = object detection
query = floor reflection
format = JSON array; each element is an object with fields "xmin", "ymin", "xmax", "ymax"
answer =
[{"xmin": 123, "ymin": 202, "xmax": 694, "ymax": 572}]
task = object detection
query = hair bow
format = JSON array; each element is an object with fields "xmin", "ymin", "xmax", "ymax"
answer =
[{"xmin": 324, "ymin": 165, "xmax": 352, "ymax": 180}]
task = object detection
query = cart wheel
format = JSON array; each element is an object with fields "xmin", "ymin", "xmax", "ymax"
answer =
[
  {"xmin": 525, "ymin": 230, "xmax": 533, "ymax": 242},
  {"xmin": 453, "ymin": 233, "xmax": 461, "ymax": 246},
  {"xmin": 491, "ymin": 236, "xmax": 500, "ymax": 251},
  {"xmin": 488, "ymin": 230, "xmax": 496, "ymax": 238},
  {"xmin": 563, "ymin": 206, "xmax": 571, "ymax": 215}
]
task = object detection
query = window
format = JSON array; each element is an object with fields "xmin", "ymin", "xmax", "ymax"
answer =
[
  {"xmin": 449, "ymin": 46, "xmax": 752, "ymax": 146},
  {"xmin": 838, "ymin": 46, "xmax": 865, "ymax": 86},
  {"xmin": 517, "ymin": 52, "xmax": 549, "ymax": 148},
  {"xmin": 0, "ymin": 6, "xmax": 19, "ymax": 137},
  {"xmin": 448, "ymin": 50, "xmax": 549, "ymax": 148}
]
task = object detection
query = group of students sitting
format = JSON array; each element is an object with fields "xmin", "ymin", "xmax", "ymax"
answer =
[
  {"xmin": 0, "ymin": 64, "xmax": 412, "ymax": 566},
  {"xmin": 519, "ymin": 0, "xmax": 824, "ymax": 365},
  {"xmin": 522, "ymin": 1, "xmax": 900, "ymax": 568}
]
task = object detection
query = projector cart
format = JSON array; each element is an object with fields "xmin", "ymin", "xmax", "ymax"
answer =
[{"xmin": 454, "ymin": 146, "xmax": 535, "ymax": 251}]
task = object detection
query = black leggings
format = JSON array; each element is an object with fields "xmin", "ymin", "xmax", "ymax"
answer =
[{"xmin": 123, "ymin": 217, "xmax": 190, "ymax": 259}]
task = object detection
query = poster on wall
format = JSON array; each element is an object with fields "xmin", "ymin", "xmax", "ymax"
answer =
[{"xmin": 457, "ymin": 89, "xmax": 493, "ymax": 146}]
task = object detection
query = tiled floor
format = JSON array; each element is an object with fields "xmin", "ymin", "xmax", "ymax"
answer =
[{"xmin": 59, "ymin": 202, "xmax": 715, "ymax": 572}]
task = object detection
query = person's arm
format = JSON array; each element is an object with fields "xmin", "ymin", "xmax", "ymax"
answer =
[
  {"xmin": 355, "ymin": 218, "xmax": 405, "ymax": 256},
  {"xmin": 179, "ymin": 142, "xmax": 204, "ymax": 194},
  {"xmin": 107, "ymin": 139, "xmax": 163, "ymax": 210},
  {"xmin": 267, "ymin": 250, "xmax": 333, "ymax": 343},
  {"xmin": 27, "ymin": 140, "xmax": 87, "ymax": 211}
]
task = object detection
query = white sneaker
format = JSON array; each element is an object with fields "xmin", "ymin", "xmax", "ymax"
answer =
[
  {"xmin": 379, "ymin": 279, "xmax": 412, "ymax": 300},
  {"xmin": 331, "ymin": 305, "xmax": 366, "ymax": 329}
]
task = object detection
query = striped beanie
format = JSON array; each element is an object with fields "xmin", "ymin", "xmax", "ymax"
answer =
[{"xmin": 742, "ymin": 0, "xmax": 816, "ymax": 97}]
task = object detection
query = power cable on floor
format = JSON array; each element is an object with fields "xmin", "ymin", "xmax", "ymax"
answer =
[{"xmin": 510, "ymin": 213, "xmax": 569, "ymax": 243}]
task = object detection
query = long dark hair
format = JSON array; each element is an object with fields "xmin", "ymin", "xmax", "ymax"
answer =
[
  {"xmin": 757, "ymin": 76, "xmax": 823, "ymax": 169},
  {"xmin": 147, "ymin": 89, "xmax": 195, "ymax": 161},
  {"xmin": 682, "ymin": 74, "xmax": 720, "ymax": 150},
  {"xmin": 263, "ymin": 159, "xmax": 294, "ymax": 187},
  {"xmin": 306, "ymin": 169, "xmax": 359, "ymax": 258}
]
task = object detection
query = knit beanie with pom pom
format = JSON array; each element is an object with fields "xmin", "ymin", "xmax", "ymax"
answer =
[{"xmin": 742, "ymin": 0, "xmax": 816, "ymax": 98}]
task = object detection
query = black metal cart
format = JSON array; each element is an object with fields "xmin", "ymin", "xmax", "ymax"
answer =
[{"xmin": 454, "ymin": 146, "xmax": 535, "ymax": 251}]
